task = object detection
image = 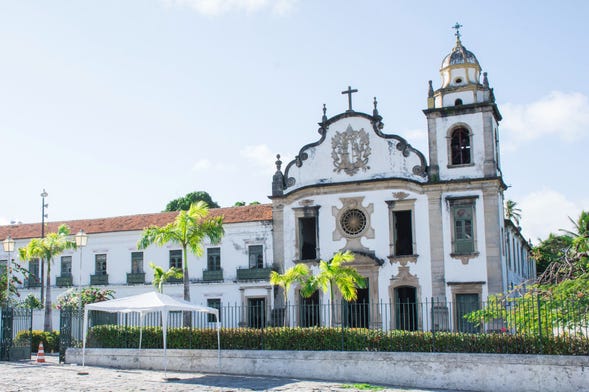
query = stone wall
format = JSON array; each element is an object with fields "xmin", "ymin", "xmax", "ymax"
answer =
[{"xmin": 67, "ymin": 348, "xmax": 589, "ymax": 392}]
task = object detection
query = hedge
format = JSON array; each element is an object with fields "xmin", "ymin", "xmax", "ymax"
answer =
[
  {"xmin": 87, "ymin": 326, "xmax": 589, "ymax": 355},
  {"xmin": 15, "ymin": 330, "xmax": 60, "ymax": 353}
]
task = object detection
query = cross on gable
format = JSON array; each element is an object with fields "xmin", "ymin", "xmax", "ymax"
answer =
[{"xmin": 341, "ymin": 86, "xmax": 358, "ymax": 112}]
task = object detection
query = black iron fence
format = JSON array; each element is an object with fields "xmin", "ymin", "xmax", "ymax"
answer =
[
  {"xmin": 59, "ymin": 297, "xmax": 589, "ymax": 355},
  {"xmin": 0, "ymin": 307, "xmax": 32, "ymax": 361}
]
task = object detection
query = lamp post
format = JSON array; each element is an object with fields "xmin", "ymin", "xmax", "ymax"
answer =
[
  {"xmin": 3, "ymin": 236, "xmax": 15, "ymax": 307},
  {"xmin": 40, "ymin": 189, "xmax": 48, "ymax": 304},
  {"xmin": 75, "ymin": 230, "xmax": 88, "ymax": 311}
]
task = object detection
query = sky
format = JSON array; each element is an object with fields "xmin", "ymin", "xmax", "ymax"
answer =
[{"xmin": 0, "ymin": 0, "xmax": 587, "ymax": 243}]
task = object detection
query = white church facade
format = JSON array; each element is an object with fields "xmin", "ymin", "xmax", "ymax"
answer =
[{"xmin": 0, "ymin": 33, "xmax": 534, "ymax": 331}]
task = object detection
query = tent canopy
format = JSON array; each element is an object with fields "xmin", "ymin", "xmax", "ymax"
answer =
[
  {"xmin": 82, "ymin": 291, "xmax": 221, "ymax": 372},
  {"xmin": 85, "ymin": 291, "xmax": 219, "ymax": 317}
]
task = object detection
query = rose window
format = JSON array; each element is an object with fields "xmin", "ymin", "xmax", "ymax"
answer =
[{"xmin": 340, "ymin": 209, "xmax": 367, "ymax": 236}]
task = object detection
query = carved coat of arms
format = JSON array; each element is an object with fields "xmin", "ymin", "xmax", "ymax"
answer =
[{"xmin": 331, "ymin": 125, "xmax": 371, "ymax": 176}]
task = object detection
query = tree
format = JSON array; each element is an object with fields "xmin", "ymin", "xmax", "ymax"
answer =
[
  {"xmin": 233, "ymin": 201, "xmax": 246, "ymax": 207},
  {"xmin": 0, "ymin": 262, "xmax": 28, "ymax": 306},
  {"xmin": 149, "ymin": 262, "xmax": 183, "ymax": 293},
  {"xmin": 468, "ymin": 211, "xmax": 589, "ymax": 334},
  {"xmin": 19, "ymin": 224, "xmax": 76, "ymax": 331},
  {"xmin": 505, "ymin": 199, "xmax": 522, "ymax": 226},
  {"xmin": 138, "ymin": 201, "xmax": 224, "ymax": 326},
  {"xmin": 532, "ymin": 234, "xmax": 573, "ymax": 275},
  {"xmin": 270, "ymin": 263, "xmax": 311, "ymax": 326},
  {"xmin": 165, "ymin": 191, "xmax": 220, "ymax": 211}
]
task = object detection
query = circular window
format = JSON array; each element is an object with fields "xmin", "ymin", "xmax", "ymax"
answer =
[{"xmin": 340, "ymin": 209, "xmax": 367, "ymax": 236}]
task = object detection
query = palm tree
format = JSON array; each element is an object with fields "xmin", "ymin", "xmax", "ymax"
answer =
[
  {"xmin": 270, "ymin": 263, "xmax": 311, "ymax": 326},
  {"xmin": 149, "ymin": 262, "xmax": 183, "ymax": 293},
  {"xmin": 505, "ymin": 200, "xmax": 522, "ymax": 226},
  {"xmin": 561, "ymin": 210, "xmax": 589, "ymax": 254},
  {"xmin": 138, "ymin": 201, "xmax": 224, "ymax": 326},
  {"xmin": 301, "ymin": 251, "xmax": 366, "ymax": 325},
  {"xmin": 19, "ymin": 224, "xmax": 76, "ymax": 331}
]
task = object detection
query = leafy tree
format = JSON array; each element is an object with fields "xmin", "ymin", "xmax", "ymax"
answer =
[
  {"xmin": 19, "ymin": 224, "xmax": 76, "ymax": 331},
  {"xmin": 56, "ymin": 287, "xmax": 115, "ymax": 310},
  {"xmin": 149, "ymin": 262, "xmax": 183, "ymax": 293},
  {"xmin": 270, "ymin": 263, "xmax": 311, "ymax": 326},
  {"xmin": 468, "ymin": 211, "xmax": 589, "ymax": 334},
  {"xmin": 18, "ymin": 293, "xmax": 43, "ymax": 310},
  {"xmin": 248, "ymin": 201, "xmax": 261, "ymax": 205},
  {"xmin": 532, "ymin": 234, "xmax": 573, "ymax": 275},
  {"xmin": 138, "ymin": 201, "xmax": 224, "ymax": 326},
  {"xmin": 0, "ymin": 262, "xmax": 28, "ymax": 306},
  {"xmin": 165, "ymin": 191, "xmax": 220, "ymax": 211},
  {"xmin": 233, "ymin": 201, "xmax": 246, "ymax": 207},
  {"xmin": 505, "ymin": 199, "xmax": 522, "ymax": 226}
]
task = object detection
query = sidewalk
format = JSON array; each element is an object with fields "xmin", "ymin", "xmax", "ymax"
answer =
[{"xmin": 0, "ymin": 355, "xmax": 463, "ymax": 392}]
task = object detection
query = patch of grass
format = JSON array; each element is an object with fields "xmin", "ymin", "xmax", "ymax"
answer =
[{"xmin": 341, "ymin": 383, "xmax": 385, "ymax": 391}]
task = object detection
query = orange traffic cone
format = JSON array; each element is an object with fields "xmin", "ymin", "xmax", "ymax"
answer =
[{"xmin": 36, "ymin": 342, "xmax": 46, "ymax": 363}]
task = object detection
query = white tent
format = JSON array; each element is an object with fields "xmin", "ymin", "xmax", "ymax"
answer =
[{"xmin": 82, "ymin": 291, "xmax": 220, "ymax": 372}]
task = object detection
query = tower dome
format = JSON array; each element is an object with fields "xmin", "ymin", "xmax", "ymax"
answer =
[
  {"xmin": 438, "ymin": 25, "xmax": 482, "ymax": 89},
  {"xmin": 441, "ymin": 40, "xmax": 479, "ymax": 68}
]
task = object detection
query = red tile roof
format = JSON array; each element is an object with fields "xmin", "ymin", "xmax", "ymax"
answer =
[{"xmin": 0, "ymin": 204, "xmax": 273, "ymax": 240}]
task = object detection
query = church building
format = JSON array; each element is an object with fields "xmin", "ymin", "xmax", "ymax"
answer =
[{"xmin": 0, "ymin": 31, "xmax": 534, "ymax": 332}]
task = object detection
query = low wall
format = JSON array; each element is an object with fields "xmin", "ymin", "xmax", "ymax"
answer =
[{"xmin": 67, "ymin": 348, "xmax": 589, "ymax": 392}]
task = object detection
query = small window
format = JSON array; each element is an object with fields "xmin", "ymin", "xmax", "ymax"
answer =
[
  {"xmin": 393, "ymin": 210, "xmax": 413, "ymax": 256},
  {"xmin": 455, "ymin": 78, "xmax": 462, "ymax": 84},
  {"xmin": 28, "ymin": 259, "xmax": 40, "ymax": 287},
  {"xmin": 169, "ymin": 250, "xmax": 182, "ymax": 269},
  {"xmin": 299, "ymin": 217, "xmax": 317, "ymax": 260},
  {"xmin": 60, "ymin": 256, "xmax": 72, "ymax": 276},
  {"xmin": 248, "ymin": 245, "xmax": 264, "ymax": 269},
  {"xmin": 95, "ymin": 254, "xmax": 107, "ymax": 275},
  {"xmin": 207, "ymin": 248, "xmax": 221, "ymax": 271},
  {"xmin": 454, "ymin": 98, "xmax": 463, "ymax": 106},
  {"xmin": 450, "ymin": 127, "xmax": 471, "ymax": 165},
  {"xmin": 207, "ymin": 298, "xmax": 221, "ymax": 323},
  {"xmin": 131, "ymin": 252, "xmax": 144, "ymax": 274},
  {"xmin": 451, "ymin": 201, "xmax": 476, "ymax": 254}
]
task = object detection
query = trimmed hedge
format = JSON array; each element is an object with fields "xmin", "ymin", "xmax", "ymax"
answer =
[
  {"xmin": 15, "ymin": 330, "xmax": 60, "ymax": 353},
  {"xmin": 87, "ymin": 326, "xmax": 589, "ymax": 355}
]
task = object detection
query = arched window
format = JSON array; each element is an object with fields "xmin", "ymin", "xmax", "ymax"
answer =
[
  {"xmin": 450, "ymin": 127, "xmax": 471, "ymax": 165},
  {"xmin": 454, "ymin": 98, "xmax": 463, "ymax": 106}
]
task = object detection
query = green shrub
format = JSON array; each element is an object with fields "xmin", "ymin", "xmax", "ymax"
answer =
[
  {"xmin": 86, "ymin": 326, "xmax": 589, "ymax": 355},
  {"xmin": 15, "ymin": 330, "xmax": 60, "ymax": 353}
]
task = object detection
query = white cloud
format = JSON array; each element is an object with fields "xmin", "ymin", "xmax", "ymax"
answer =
[
  {"xmin": 501, "ymin": 91, "xmax": 589, "ymax": 145},
  {"xmin": 518, "ymin": 188, "xmax": 586, "ymax": 242},
  {"xmin": 240, "ymin": 144, "xmax": 276, "ymax": 174},
  {"xmin": 162, "ymin": 0, "xmax": 298, "ymax": 16},
  {"xmin": 192, "ymin": 158, "xmax": 212, "ymax": 171}
]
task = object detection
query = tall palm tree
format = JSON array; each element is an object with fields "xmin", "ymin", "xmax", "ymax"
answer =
[
  {"xmin": 138, "ymin": 201, "xmax": 224, "ymax": 326},
  {"xmin": 270, "ymin": 263, "xmax": 311, "ymax": 326},
  {"xmin": 19, "ymin": 224, "xmax": 76, "ymax": 331},
  {"xmin": 505, "ymin": 199, "xmax": 522, "ymax": 226},
  {"xmin": 301, "ymin": 251, "xmax": 366, "ymax": 325},
  {"xmin": 149, "ymin": 262, "xmax": 183, "ymax": 293}
]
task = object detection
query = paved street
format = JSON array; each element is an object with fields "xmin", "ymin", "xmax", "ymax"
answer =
[{"xmin": 0, "ymin": 355, "xmax": 464, "ymax": 392}]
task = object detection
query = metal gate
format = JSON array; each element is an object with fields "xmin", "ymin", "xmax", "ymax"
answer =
[
  {"xmin": 59, "ymin": 308, "xmax": 83, "ymax": 363},
  {"xmin": 0, "ymin": 307, "xmax": 32, "ymax": 361}
]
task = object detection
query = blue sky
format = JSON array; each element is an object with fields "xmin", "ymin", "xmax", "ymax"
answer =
[{"xmin": 0, "ymin": 0, "xmax": 587, "ymax": 242}]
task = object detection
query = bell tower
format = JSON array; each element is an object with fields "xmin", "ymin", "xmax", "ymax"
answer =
[{"xmin": 424, "ymin": 24, "xmax": 502, "ymax": 182}]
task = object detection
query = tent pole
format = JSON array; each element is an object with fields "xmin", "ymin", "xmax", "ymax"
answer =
[
  {"xmin": 82, "ymin": 308, "xmax": 89, "ymax": 367},
  {"xmin": 216, "ymin": 310, "xmax": 221, "ymax": 373}
]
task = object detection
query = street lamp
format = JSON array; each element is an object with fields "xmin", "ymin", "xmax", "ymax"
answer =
[
  {"xmin": 75, "ymin": 230, "xmax": 88, "ymax": 311},
  {"xmin": 3, "ymin": 236, "xmax": 15, "ymax": 307},
  {"xmin": 40, "ymin": 189, "xmax": 48, "ymax": 304}
]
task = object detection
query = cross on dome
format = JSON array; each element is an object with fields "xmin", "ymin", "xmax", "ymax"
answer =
[{"xmin": 452, "ymin": 22, "xmax": 463, "ymax": 41}]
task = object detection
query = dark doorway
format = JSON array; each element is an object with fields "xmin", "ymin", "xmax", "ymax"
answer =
[
  {"xmin": 300, "ymin": 291, "xmax": 320, "ymax": 327},
  {"xmin": 455, "ymin": 294, "xmax": 480, "ymax": 333},
  {"xmin": 247, "ymin": 298, "xmax": 266, "ymax": 328},
  {"xmin": 344, "ymin": 283, "xmax": 369, "ymax": 328},
  {"xmin": 395, "ymin": 286, "xmax": 417, "ymax": 331}
]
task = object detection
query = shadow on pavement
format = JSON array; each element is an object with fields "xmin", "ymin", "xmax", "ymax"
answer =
[{"xmin": 165, "ymin": 374, "xmax": 301, "ymax": 390}]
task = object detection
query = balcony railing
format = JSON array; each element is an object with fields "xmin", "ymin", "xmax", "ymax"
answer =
[
  {"xmin": 90, "ymin": 274, "xmax": 109, "ymax": 286},
  {"xmin": 56, "ymin": 275, "xmax": 73, "ymax": 287},
  {"xmin": 236, "ymin": 267, "xmax": 272, "ymax": 281},
  {"xmin": 26, "ymin": 278, "xmax": 42, "ymax": 288},
  {"xmin": 126, "ymin": 272, "xmax": 145, "ymax": 285},
  {"xmin": 203, "ymin": 268, "xmax": 223, "ymax": 282}
]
